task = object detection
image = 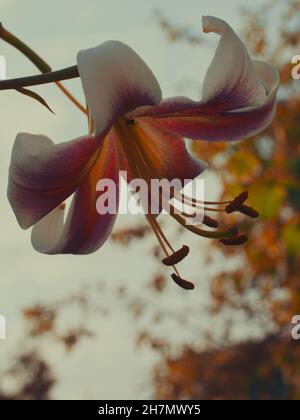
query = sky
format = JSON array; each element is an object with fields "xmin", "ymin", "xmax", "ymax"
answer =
[{"xmin": 0, "ymin": 0, "xmax": 267, "ymax": 399}]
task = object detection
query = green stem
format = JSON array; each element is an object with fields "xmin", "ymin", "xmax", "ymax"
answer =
[
  {"xmin": 0, "ymin": 22, "xmax": 86, "ymax": 114},
  {"xmin": 0, "ymin": 22, "xmax": 51, "ymax": 72},
  {"xmin": 0, "ymin": 66, "xmax": 79, "ymax": 90}
]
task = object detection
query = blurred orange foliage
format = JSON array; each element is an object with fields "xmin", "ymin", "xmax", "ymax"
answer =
[{"xmin": 152, "ymin": 0, "xmax": 300, "ymax": 400}]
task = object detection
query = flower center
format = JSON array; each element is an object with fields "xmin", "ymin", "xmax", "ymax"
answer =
[{"xmin": 113, "ymin": 117, "xmax": 258, "ymax": 290}]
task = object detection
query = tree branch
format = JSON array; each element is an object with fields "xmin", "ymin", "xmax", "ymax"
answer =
[
  {"xmin": 0, "ymin": 66, "xmax": 79, "ymax": 90},
  {"xmin": 0, "ymin": 22, "xmax": 86, "ymax": 113}
]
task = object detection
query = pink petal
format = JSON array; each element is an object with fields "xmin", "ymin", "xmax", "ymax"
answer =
[
  {"xmin": 107, "ymin": 128, "xmax": 134, "ymax": 182},
  {"xmin": 133, "ymin": 119, "xmax": 206, "ymax": 181},
  {"xmin": 131, "ymin": 17, "xmax": 279, "ymax": 141},
  {"xmin": 31, "ymin": 137, "xmax": 120, "ymax": 255},
  {"xmin": 77, "ymin": 41, "xmax": 162, "ymax": 136},
  {"xmin": 8, "ymin": 133, "xmax": 101, "ymax": 229}
]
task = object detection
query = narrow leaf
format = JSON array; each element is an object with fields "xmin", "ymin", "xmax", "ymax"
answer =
[{"xmin": 16, "ymin": 87, "xmax": 54, "ymax": 114}]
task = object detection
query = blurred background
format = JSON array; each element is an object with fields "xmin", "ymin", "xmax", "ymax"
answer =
[{"xmin": 0, "ymin": 0, "xmax": 300, "ymax": 400}]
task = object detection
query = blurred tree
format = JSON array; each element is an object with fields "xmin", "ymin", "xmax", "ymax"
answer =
[
  {"xmin": 148, "ymin": 0, "xmax": 300, "ymax": 400},
  {"xmin": 0, "ymin": 287, "xmax": 96, "ymax": 399},
  {"xmin": 0, "ymin": 352, "xmax": 55, "ymax": 400},
  {"xmin": 154, "ymin": 334, "xmax": 300, "ymax": 400}
]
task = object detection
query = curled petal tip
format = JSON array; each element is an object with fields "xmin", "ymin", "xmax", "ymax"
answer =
[{"xmin": 202, "ymin": 15, "xmax": 228, "ymax": 34}]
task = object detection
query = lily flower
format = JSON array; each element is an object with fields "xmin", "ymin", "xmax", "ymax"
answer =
[{"xmin": 7, "ymin": 16, "xmax": 279, "ymax": 289}]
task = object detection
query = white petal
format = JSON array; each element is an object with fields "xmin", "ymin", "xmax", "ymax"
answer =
[
  {"xmin": 202, "ymin": 16, "xmax": 267, "ymax": 108},
  {"xmin": 31, "ymin": 137, "xmax": 120, "ymax": 255},
  {"xmin": 253, "ymin": 60, "xmax": 280, "ymax": 95},
  {"xmin": 77, "ymin": 41, "xmax": 162, "ymax": 135},
  {"xmin": 31, "ymin": 205, "xmax": 65, "ymax": 254},
  {"xmin": 7, "ymin": 132, "xmax": 100, "ymax": 229}
]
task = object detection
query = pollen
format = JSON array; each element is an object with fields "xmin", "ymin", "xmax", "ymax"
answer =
[
  {"xmin": 171, "ymin": 274, "xmax": 195, "ymax": 290},
  {"xmin": 162, "ymin": 245, "xmax": 190, "ymax": 266},
  {"xmin": 220, "ymin": 235, "xmax": 248, "ymax": 246},
  {"xmin": 238, "ymin": 204, "xmax": 259, "ymax": 219},
  {"xmin": 203, "ymin": 215, "xmax": 219, "ymax": 228},
  {"xmin": 225, "ymin": 191, "xmax": 249, "ymax": 213}
]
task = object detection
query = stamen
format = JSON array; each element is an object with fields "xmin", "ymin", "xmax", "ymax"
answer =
[
  {"xmin": 202, "ymin": 206, "xmax": 226, "ymax": 212},
  {"xmin": 172, "ymin": 211, "xmax": 239, "ymax": 239},
  {"xmin": 127, "ymin": 127, "xmax": 229, "ymax": 227},
  {"xmin": 87, "ymin": 106, "xmax": 95, "ymax": 135},
  {"xmin": 114, "ymin": 118, "xmax": 251, "ymax": 290},
  {"xmin": 171, "ymin": 274, "xmax": 195, "ymax": 290},
  {"xmin": 238, "ymin": 205, "xmax": 259, "ymax": 219},
  {"xmin": 180, "ymin": 209, "xmax": 197, "ymax": 218},
  {"xmin": 203, "ymin": 215, "xmax": 219, "ymax": 228},
  {"xmin": 114, "ymin": 118, "xmax": 177, "ymax": 259},
  {"xmin": 146, "ymin": 213, "xmax": 174, "ymax": 253},
  {"xmin": 118, "ymin": 118, "xmax": 243, "ymax": 244},
  {"xmin": 226, "ymin": 191, "xmax": 249, "ymax": 214},
  {"xmin": 220, "ymin": 235, "xmax": 248, "ymax": 246},
  {"xmin": 162, "ymin": 245, "xmax": 189, "ymax": 266},
  {"xmin": 171, "ymin": 189, "xmax": 230, "ymax": 208}
]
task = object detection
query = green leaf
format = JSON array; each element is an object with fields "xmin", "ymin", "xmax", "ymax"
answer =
[
  {"xmin": 283, "ymin": 222, "xmax": 300, "ymax": 256},
  {"xmin": 227, "ymin": 150, "xmax": 260, "ymax": 181},
  {"xmin": 16, "ymin": 88, "xmax": 54, "ymax": 114},
  {"xmin": 249, "ymin": 183, "xmax": 285, "ymax": 219}
]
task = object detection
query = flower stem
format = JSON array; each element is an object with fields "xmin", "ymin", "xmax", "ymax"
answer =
[
  {"xmin": 0, "ymin": 66, "xmax": 79, "ymax": 90},
  {"xmin": 0, "ymin": 22, "xmax": 86, "ymax": 114}
]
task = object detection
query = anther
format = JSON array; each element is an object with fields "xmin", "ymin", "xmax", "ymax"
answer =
[
  {"xmin": 203, "ymin": 215, "xmax": 219, "ymax": 228},
  {"xmin": 220, "ymin": 235, "xmax": 248, "ymax": 246},
  {"xmin": 226, "ymin": 225, "xmax": 239, "ymax": 237},
  {"xmin": 171, "ymin": 274, "xmax": 195, "ymax": 290},
  {"xmin": 225, "ymin": 191, "xmax": 249, "ymax": 214},
  {"xmin": 238, "ymin": 204, "xmax": 259, "ymax": 219},
  {"xmin": 162, "ymin": 245, "xmax": 190, "ymax": 266}
]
